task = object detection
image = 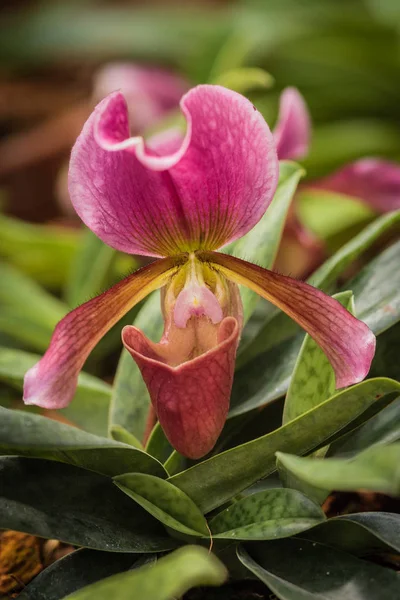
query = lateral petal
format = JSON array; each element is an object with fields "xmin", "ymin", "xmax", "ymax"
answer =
[
  {"xmin": 199, "ymin": 251, "xmax": 375, "ymax": 389},
  {"xmin": 23, "ymin": 256, "xmax": 184, "ymax": 409}
]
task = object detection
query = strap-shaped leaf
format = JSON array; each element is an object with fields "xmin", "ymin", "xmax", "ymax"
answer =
[
  {"xmin": 302, "ymin": 512, "xmax": 400, "ymax": 556},
  {"xmin": 17, "ymin": 549, "xmax": 141, "ymax": 600},
  {"xmin": 0, "ymin": 346, "xmax": 111, "ymax": 437},
  {"xmin": 0, "ymin": 406, "xmax": 166, "ymax": 477},
  {"xmin": 209, "ymin": 488, "xmax": 325, "ymax": 540},
  {"xmin": 115, "ymin": 473, "xmax": 209, "ymax": 537},
  {"xmin": 276, "ymin": 443, "xmax": 400, "ymax": 496},
  {"xmin": 0, "ymin": 457, "xmax": 175, "ymax": 552},
  {"xmin": 65, "ymin": 229, "xmax": 117, "ymax": 308},
  {"xmin": 63, "ymin": 546, "xmax": 227, "ymax": 600},
  {"xmin": 171, "ymin": 378, "xmax": 400, "ymax": 513},
  {"xmin": 229, "ymin": 161, "xmax": 304, "ymax": 321},
  {"xmin": 237, "ymin": 538, "xmax": 400, "ymax": 600}
]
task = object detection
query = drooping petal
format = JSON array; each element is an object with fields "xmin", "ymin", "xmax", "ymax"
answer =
[
  {"xmin": 123, "ymin": 317, "xmax": 239, "ymax": 459},
  {"xmin": 273, "ymin": 87, "xmax": 311, "ymax": 160},
  {"xmin": 68, "ymin": 85, "xmax": 278, "ymax": 257},
  {"xmin": 23, "ymin": 256, "xmax": 185, "ymax": 409},
  {"xmin": 199, "ymin": 251, "xmax": 375, "ymax": 389},
  {"xmin": 93, "ymin": 63, "xmax": 188, "ymax": 132},
  {"xmin": 309, "ymin": 158, "xmax": 400, "ymax": 213}
]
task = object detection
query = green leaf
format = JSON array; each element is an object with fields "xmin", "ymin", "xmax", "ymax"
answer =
[
  {"xmin": 283, "ymin": 291, "xmax": 354, "ymax": 425},
  {"xmin": 0, "ymin": 406, "xmax": 166, "ymax": 478},
  {"xmin": 110, "ymin": 425, "xmax": 144, "ymax": 449},
  {"xmin": 229, "ymin": 161, "xmax": 304, "ymax": 322},
  {"xmin": 277, "ymin": 459, "xmax": 329, "ymax": 506},
  {"xmin": 18, "ymin": 549, "xmax": 140, "ymax": 600},
  {"xmin": 115, "ymin": 473, "xmax": 209, "ymax": 537},
  {"xmin": 109, "ymin": 291, "xmax": 163, "ymax": 440},
  {"xmin": 238, "ymin": 210, "xmax": 400, "ymax": 367},
  {"xmin": 0, "ymin": 213, "xmax": 80, "ymax": 289},
  {"xmin": 310, "ymin": 209, "xmax": 400, "ymax": 292},
  {"xmin": 370, "ymin": 321, "xmax": 400, "ymax": 382},
  {"xmin": 209, "ymin": 488, "xmax": 325, "ymax": 540},
  {"xmin": 277, "ymin": 443, "xmax": 400, "ymax": 496},
  {"xmin": 65, "ymin": 229, "xmax": 117, "ymax": 308},
  {"xmin": 0, "ymin": 457, "xmax": 175, "ymax": 552},
  {"xmin": 297, "ymin": 189, "xmax": 376, "ymax": 246},
  {"xmin": 145, "ymin": 421, "xmax": 173, "ymax": 463},
  {"xmin": 237, "ymin": 538, "xmax": 400, "ymax": 600},
  {"xmin": 171, "ymin": 378, "xmax": 400, "ymax": 513},
  {"xmin": 63, "ymin": 545, "xmax": 227, "ymax": 600},
  {"xmin": 0, "ymin": 346, "xmax": 111, "ymax": 437},
  {"xmin": 346, "ymin": 240, "xmax": 400, "ymax": 334},
  {"xmin": 213, "ymin": 67, "xmax": 273, "ymax": 94},
  {"xmin": 302, "ymin": 512, "xmax": 400, "ymax": 557},
  {"xmin": 0, "ymin": 263, "xmax": 67, "ymax": 351},
  {"xmin": 328, "ymin": 396, "xmax": 400, "ymax": 458}
]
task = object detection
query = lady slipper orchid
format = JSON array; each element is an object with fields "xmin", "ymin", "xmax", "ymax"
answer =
[{"xmin": 23, "ymin": 85, "xmax": 375, "ymax": 459}]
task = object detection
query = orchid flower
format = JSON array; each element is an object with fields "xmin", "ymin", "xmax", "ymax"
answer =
[
  {"xmin": 273, "ymin": 87, "xmax": 400, "ymax": 277},
  {"xmin": 274, "ymin": 87, "xmax": 400, "ymax": 211},
  {"xmin": 23, "ymin": 85, "xmax": 375, "ymax": 459}
]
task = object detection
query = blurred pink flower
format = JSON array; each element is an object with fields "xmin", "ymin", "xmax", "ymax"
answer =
[{"xmin": 273, "ymin": 87, "xmax": 400, "ymax": 276}]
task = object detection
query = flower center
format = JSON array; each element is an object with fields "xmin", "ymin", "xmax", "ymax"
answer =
[{"xmin": 172, "ymin": 254, "xmax": 223, "ymax": 328}]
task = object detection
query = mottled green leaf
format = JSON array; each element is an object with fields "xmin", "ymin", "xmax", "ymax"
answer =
[
  {"xmin": 115, "ymin": 473, "xmax": 209, "ymax": 537},
  {"xmin": 209, "ymin": 488, "xmax": 325, "ymax": 540},
  {"xmin": 229, "ymin": 161, "xmax": 304, "ymax": 321},
  {"xmin": 0, "ymin": 406, "xmax": 166, "ymax": 478},
  {"xmin": 302, "ymin": 512, "xmax": 400, "ymax": 557},
  {"xmin": 238, "ymin": 538, "xmax": 400, "ymax": 600},
  {"xmin": 63, "ymin": 546, "xmax": 227, "ymax": 600},
  {"xmin": 171, "ymin": 379, "xmax": 400, "ymax": 513},
  {"xmin": 65, "ymin": 229, "xmax": 117, "ymax": 308},
  {"xmin": 283, "ymin": 291, "xmax": 354, "ymax": 425},
  {"xmin": 0, "ymin": 457, "xmax": 175, "ymax": 552},
  {"xmin": 109, "ymin": 291, "xmax": 162, "ymax": 439},
  {"xmin": 0, "ymin": 346, "xmax": 111, "ymax": 436},
  {"xmin": 277, "ymin": 443, "xmax": 400, "ymax": 496}
]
